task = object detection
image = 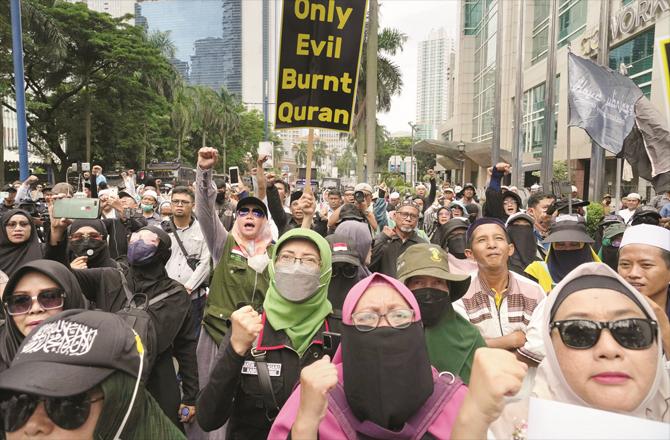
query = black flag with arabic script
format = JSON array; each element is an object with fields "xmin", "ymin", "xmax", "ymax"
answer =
[{"xmin": 568, "ymin": 52, "xmax": 643, "ymax": 155}]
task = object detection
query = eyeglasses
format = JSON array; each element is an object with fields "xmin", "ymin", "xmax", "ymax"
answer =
[
  {"xmin": 171, "ymin": 199, "xmax": 192, "ymax": 206},
  {"xmin": 550, "ymin": 318, "xmax": 657, "ymax": 350},
  {"xmin": 5, "ymin": 221, "xmax": 30, "ymax": 230},
  {"xmin": 350, "ymin": 309, "xmax": 415, "ymax": 332},
  {"xmin": 237, "ymin": 207, "xmax": 265, "ymax": 218},
  {"xmin": 276, "ymin": 254, "xmax": 320, "ymax": 270},
  {"xmin": 69, "ymin": 232, "xmax": 104, "ymax": 241},
  {"xmin": 0, "ymin": 391, "xmax": 103, "ymax": 432},
  {"xmin": 4, "ymin": 289, "xmax": 66, "ymax": 316},
  {"xmin": 397, "ymin": 211, "xmax": 419, "ymax": 220}
]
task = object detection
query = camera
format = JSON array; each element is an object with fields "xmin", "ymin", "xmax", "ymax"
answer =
[{"xmin": 354, "ymin": 190, "xmax": 366, "ymax": 204}]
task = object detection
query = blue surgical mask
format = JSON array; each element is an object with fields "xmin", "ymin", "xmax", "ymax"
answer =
[{"xmin": 127, "ymin": 239, "xmax": 157, "ymax": 265}]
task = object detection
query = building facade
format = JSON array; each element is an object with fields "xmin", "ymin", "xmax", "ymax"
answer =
[
  {"xmin": 416, "ymin": 28, "xmax": 456, "ymax": 140},
  {"xmin": 443, "ymin": 0, "xmax": 670, "ymax": 198},
  {"xmin": 66, "ymin": 0, "xmax": 136, "ymax": 23},
  {"xmin": 190, "ymin": 37, "xmax": 226, "ymax": 91}
]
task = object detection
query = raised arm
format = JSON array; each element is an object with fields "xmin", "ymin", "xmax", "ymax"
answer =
[{"xmin": 195, "ymin": 147, "xmax": 228, "ymax": 266}]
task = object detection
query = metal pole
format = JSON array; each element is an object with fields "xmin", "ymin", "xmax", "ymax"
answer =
[
  {"xmin": 262, "ymin": 0, "xmax": 269, "ymax": 141},
  {"xmin": 366, "ymin": 0, "xmax": 379, "ymax": 185},
  {"xmin": 511, "ymin": 0, "xmax": 525, "ymax": 188},
  {"xmin": 588, "ymin": 0, "xmax": 610, "ymax": 201},
  {"xmin": 10, "ymin": 0, "xmax": 30, "ymax": 180},
  {"xmin": 566, "ymin": 46, "xmax": 572, "ymax": 215},
  {"xmin": 490, "ymin": 0, "xmax": 504, "ymax": 165},
  {"xmin": 540, "ymin": 0, "xmax": 558, "ymax": 190},
  {"xmin": 409, "ymin": 122, "xmax": 416, "ymax": 186}
]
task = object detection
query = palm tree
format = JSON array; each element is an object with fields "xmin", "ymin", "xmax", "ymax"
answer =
[
  {"xmin": 352, "ymin": 27, "xmax": 407, "ymax": 179},
  {"xmin": 171, "ymin": 84, "xmax": 194, "ymax": 161},
  {"xmin": 293, "ymin": 140, "xmax": 327, "ymax": 168},
  {"xmin": 192, "ymin": 86, "xmax": 220, "ymax": 147},
  {"xmin": 216, "ymin": 88, "xmax": 241, "ymax": 173}
]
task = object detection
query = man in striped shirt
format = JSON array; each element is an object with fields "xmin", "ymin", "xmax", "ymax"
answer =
[{"xmin": 453, "ymin": 218, "xmax": 545, "ymax": 350}]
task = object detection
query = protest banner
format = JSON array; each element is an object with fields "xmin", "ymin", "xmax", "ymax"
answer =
[
  {"xmin": 659, "ymin": 35, "xmax": 670, "ymax": 117},
  {"xmin": 275, "ymin": 0, "xmax": 368, "ymax": 132}
]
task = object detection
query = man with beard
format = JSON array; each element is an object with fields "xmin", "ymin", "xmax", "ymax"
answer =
[
  {"xmin": 598, "ymin": 223, "xmax": 626, "ymax": 271},
  {"xmin": 397, "ymin": 244, "xmax": 484, "ymax": 384},
  {"xmin": 618, "ymin": 192, "xmax": 641, "ymax": 223},
  {"xmin": 525, "ymin": 192, "xmax": 556, "ymax": 257},
  {"xmin": 524, "ymin": 215, "xmax": 601, "ymax": 293},
  {"xmin": 431, "ymin": 218, "xmax": 479, "ymax": 275},
  {"xmin": 453, "ymin": 218, "xmax": 544, "ymax": 350},
  {"xmin": 505, "ymin": 212, "xmax": 542, "ymax": 276},
  {"xmin": 369, "ymin": 200, "xmax": 426, "ymax": 277}
]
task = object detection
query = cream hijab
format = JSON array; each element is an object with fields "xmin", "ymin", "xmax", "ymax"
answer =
[{"xmin": 532, "ymin": 262, "xmax": 670, "ymax": 422}]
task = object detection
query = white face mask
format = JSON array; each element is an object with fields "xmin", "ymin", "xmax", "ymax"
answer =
[
  {"xmin": 273, "ymin": 262, "xmax": 323, "ymax": 302},
  {"xmin": 247, "ymin": 253, "xmax": 270, "ymax": 274}
]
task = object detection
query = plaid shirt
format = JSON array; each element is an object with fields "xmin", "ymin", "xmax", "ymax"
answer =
[{"xmin": 453, "ymin": 270, "xmax": 545, "ymax": 339}]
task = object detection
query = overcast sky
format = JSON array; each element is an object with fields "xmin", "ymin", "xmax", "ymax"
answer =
[{"xmin": 376, "ymin": 0, "xmax": 460, "ymax": 134}]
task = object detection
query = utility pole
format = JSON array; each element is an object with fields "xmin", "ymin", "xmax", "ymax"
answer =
[
  {"xmin": 540, "ymin": 0, "xmax": 558, "ymax": 190},
  {"xmin": 409, "ymin": 122, "xmax": 417, "ymax": 186},
  {"xmin": 365, "ymin": 0, "xmax": 378, "ymax": 184},
  {"xmin": 588, "ymin": 0, "xmax": 610, "ymax": 201},
  {"xmin": 262, "ymin": 0, "xmax": 270, "ymax": 141},
  {"xmin": 511, "ymin": 0, "xmax": 525, "ymax": 188},
  {"xmin": 10, "ymin": 0, "xmax": 29, "ymax": 180}
]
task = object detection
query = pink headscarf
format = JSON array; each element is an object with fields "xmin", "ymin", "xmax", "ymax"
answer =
[{"xmin": 269, "ymin": 272, "xmax": 466, "ymax": 440}]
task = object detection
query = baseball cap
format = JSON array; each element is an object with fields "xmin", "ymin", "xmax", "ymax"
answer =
[
  {"xmin": 339, "ymin": 204, "xmax": 366, "ymax": 223},
  {"xmin": 237, "ymin": 196, "xmax": 268, "ymax": 217},
  {"xmin": 543, "ymin": 215, "xmax": 594, "ymax": 244},
  {"xmin": 462, "ymin": 183, "xmax": 476, "ymax": 191},
  {"xmin": 466, "ymin": 217, "xmax": 507, "ymax": 246},
  {"xmin": 326, "ymin": 235, "xmax": 362, "ymax": 267},
  {"xmin": 442, "ymin": 218, "xmax": 470, "ymax": 238},
  {"xmin": 505, "ymin": 211, "xmax": 535, "ymax": 227},
  {"xmin": 354, "ymin": 183, "xmax": 373, "ymax": 194},
  {"xmin": 117, "ymin": 190, "xmax": 135, "ymax": 200},
  {"xmin": 444, "ymin": 187, "xmax": 455, "ymax": 194},
  {"xmin": 0, "ymin": 310, "xmax": 142, "ymax": 397},
  {"xmin": 396, "ymin": 244, "xmax": 471, "ymax": 302},
  {"xmin": 602, "ymin": 223, "xmax": 627, "ymax": 240}
]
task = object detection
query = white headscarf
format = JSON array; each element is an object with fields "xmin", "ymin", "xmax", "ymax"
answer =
[{"xmin": 533, "ymin": 262, "xmax": 670, "ymax": 422}]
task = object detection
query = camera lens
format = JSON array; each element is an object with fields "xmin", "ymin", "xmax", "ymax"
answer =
[{"xmin": 354, "ymin": 191, "xmax": 365, "ymax": 203}]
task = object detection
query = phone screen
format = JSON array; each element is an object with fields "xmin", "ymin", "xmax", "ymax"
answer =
[{"xmin": 229, "ymin": 167, "xmax": 240, "ymax": 185}]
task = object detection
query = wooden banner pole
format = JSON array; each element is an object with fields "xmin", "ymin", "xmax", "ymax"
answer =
[{"xmin": 305, "ymin": 128, "xmax": 314, "ymax": 193}]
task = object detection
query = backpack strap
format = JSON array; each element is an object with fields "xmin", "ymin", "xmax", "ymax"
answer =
[
  {"xmin": 148, "ymin": 285, "xmax": 186, "ymax": 306},
  {"xmin": 251, "ymin": 338, "xmax": 280, "ymax": 421}
]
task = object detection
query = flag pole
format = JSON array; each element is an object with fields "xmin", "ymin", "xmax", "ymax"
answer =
[
  {"xmin": 491, "ymin": 0, "xmax": 505, "ymax": 166},
  {"xmin": 540, "ymin": 0, "xmax": 558, "ymax": 190},
  {"xmin": 566, "ymin": 45, "xmax": 572, "ymax": 215},
  {"xmin": 305, "ymin": 128, "xmax": 314, "ymax": 194},
  {"xmin": 511, "ymin": 0, "xmax": 525, "ymax": 189}
]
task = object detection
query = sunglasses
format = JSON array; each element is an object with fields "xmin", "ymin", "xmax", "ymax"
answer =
[
  {"xmin": 237, "ymin": 207, "xmax": 265, "ymax": 218},
  {"xmin": 550, "ymin": 318, "xmax": 657, "ymax": 350},
  {"xmin": 70, "ymin": 232, "xmax": 104, "ymax": 241},
  {"xmin": 4, "ymin": 289, "xmax": 66, "ymax": 316},
  {"xmin": 0, "ymin": 391, "xmax": 102, "ymax": 432}
]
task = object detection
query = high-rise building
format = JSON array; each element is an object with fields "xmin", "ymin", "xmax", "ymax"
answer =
[
  {"xmin": 135, "ymin": 0, "xmax": 223, "ymax": 87},
  {"xmin": 440, "ymin": 0, "xmax": 669, "ymax": 195},
  {"xmin": 221, "ymin": 0, "xmax": 242, "ymax": 96},
  {"xmin": 415, "ymin": 28, "xmax": 456, "ymax": 140},
  {"xmin": 190, "ymin": 38, "xmax": 226, "ymax": 91}
]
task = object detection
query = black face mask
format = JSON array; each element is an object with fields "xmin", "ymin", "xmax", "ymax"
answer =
[
  {"xmin": 601, "ymin": 245, "xmax": 619, "ymax": 271},
  {"xmin": 69, "ymin": 238, "xmax": 106, "ymax": 260},
  {"xmin": 216, "ymin": 193, "xmax": 226, "ymax": 204},
  {"xmin": 342, "ymin": 323, "xmax": 434, "ymax": 430},
  {"xmin": 412, "ymin": 288, "xmax": 449, "ymax": 327},
  {"xmin": 447, "ymin": 234, "xmax": 467, "ymax": 259}
]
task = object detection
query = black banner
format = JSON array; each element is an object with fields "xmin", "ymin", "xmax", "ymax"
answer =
[{"xmin": 275, "ymin": 0, "xmax": 367, "ymax": 132}]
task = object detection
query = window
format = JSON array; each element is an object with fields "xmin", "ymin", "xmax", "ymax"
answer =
[
  {"xmin": 471, "ymin": 1, "xmax": 499, "ymax": 143},
  {"xmin": 444, "ymin": 130, "xmax": 454, "ymax": 141},
  {"xmin": 464, "ymin": 0, "xmax": 483, "ymax": 36},
  {"xmin": 532, "ymin": 0, "xmax": 586, "ymax": 64},
  {"xmin": 521, "ymin": 78, "xmax": 559, "ymax": 155},
  {"xmin": 608, "ymin": 27, "xmax": 654, "ymax": 97}
]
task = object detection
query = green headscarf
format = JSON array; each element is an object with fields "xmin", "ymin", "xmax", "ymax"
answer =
[
  {"xmin": 264, "ymin": 228, "xmax": 332, "ymax": 356},
  {"xmin": 424, "ymin": 305, "xmax": 487, "ymax": 385},
  {"xmin": 94, "ymin": 371, "xmax": 185, "ymax": 439}
]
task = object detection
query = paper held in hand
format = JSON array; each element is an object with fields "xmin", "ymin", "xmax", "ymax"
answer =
[{"xmin": 527, "ymin": 397, "xmax": 669, "ymax": 439}]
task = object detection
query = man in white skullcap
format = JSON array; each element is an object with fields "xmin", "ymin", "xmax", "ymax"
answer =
[
  {"xmin": 618, "ymin": 224, "xmax": 670, "ymax": 323},
  {"xmin": 618, "ymin": 192, "xmax": 642, "ymax": 223}
]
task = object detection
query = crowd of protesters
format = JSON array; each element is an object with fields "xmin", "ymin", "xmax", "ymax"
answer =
[{"xmin": 0, "ymin": 150, "xmax": 667, "ymax": 439}]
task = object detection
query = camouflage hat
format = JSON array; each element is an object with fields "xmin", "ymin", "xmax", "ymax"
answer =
[{"xmin": 396, "ymin": 244, "xmax": 471, "ymax": 302}]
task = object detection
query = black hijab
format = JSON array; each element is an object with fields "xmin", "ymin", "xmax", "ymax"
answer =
[
  {"xmin": 126, "ymin": 226, "xmax": 189, "ymax": 355},
  {"xmin": 0, "ymin": 260, "xmax": 88, "ymax": 372},
  {"xmin": 547, "ymin": 244, "xmax": 596, "ymax": 285},
  {"xmin": 68, "ymin": 219, "xmax": 116, "ymax": 268},
  {"xmin": 0, "ymin": 210, "xmax": 43, "ymax": 277},
  {"xmin": 507, "ymin": 221, "xmax": 541, "ymax": 275}
]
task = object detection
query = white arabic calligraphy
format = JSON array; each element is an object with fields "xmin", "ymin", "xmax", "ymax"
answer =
[{"xmin": 21, "ymin": 320, "xmax": 98, "ymax": 356}]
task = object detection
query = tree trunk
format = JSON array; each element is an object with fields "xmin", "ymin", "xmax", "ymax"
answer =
[
  {"xmin": 356, "ymin": 118, "xmax": 366, "ymax": 181},
  {"xmin": 365, "ymin": 0, "xmax": 378, "ymax": 184},
  {"xmin": 85, "ymin": 90, "xmax": 91, "ymax": 164},
  {"xmin": 141, "ymin": 124, "xmax": 147, "ymax": 170},
  {"xmin": 222, "ymin": 133, "xmax": 227, "ymax": 174},
  {"xmin": 177, "ymin": 138, "xmax": 182, "ymax": 162},
  {"xmin": 201, "ymin": 132, "xmax": 207, "ymax": 148}
]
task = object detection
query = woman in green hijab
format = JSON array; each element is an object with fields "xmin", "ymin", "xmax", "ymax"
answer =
[{"xmin": 197, "ymin": 228, "xmax": 333, "ymax": 439}]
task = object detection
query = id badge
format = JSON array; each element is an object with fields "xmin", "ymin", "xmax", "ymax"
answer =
[{"xmin": 241, "ymin": 360, "xmax": 282, "ymax": 377}]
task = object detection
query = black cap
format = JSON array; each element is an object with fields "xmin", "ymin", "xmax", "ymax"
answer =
[
  {"xmin": 630, "ymin": 206, "xmax": 661, "ymax": 226},
  {"xmin": 549, "ymin": 198, "xmax": 590, "ymax": 215},
  {"xmin": 502, "ymin": 191, "xmax": 522, "ymax": 208},
  {"xmin": 442, "ymin": 218, "xmax": 470, "ymax": 238},
  {"xmin": 544, "ymin": 215, "xmax": 594, "ymax": 244},
  {"xmin": 290, "ymin": 190, "xmax": 304, "ymax": 205},
  {"xmin": 338, "ymin": 204, "xmax": 365, "ymax": 223},
  {"xmin": 236, "ymin": 196, "xmax": 268, "ymax": 218},
  {"xmin": 463, "ymin": 183, "xmax": 476, "ymax": 191},
  {"xmin": 326, "ymin": 235, "xmax": 362, "ymax": 267},
  {"xmin": 0, "ymin": 310, "xmax": 142, "ymax": 397},
  {"xmin": 117, "ymin": 190, "xmax": 135, "ymax": 200}
]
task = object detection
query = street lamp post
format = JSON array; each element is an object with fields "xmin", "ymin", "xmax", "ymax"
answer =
[
  {"xmin": 408, "ymin": 122, "xmax": 417, "ymax": 186},
  {"xmin": 457, "ymin": 142, "xmax": 466, "ymax": 185}
]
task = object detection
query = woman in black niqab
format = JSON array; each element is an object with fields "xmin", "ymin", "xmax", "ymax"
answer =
[{"xmin": 0, "ymin": 210, "xmax": 43, "ymax": 277}]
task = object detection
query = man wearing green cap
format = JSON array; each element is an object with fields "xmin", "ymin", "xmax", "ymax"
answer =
[{"xmin": 396, "ymin": 243, "xmax": 486, "ymax": 384}]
